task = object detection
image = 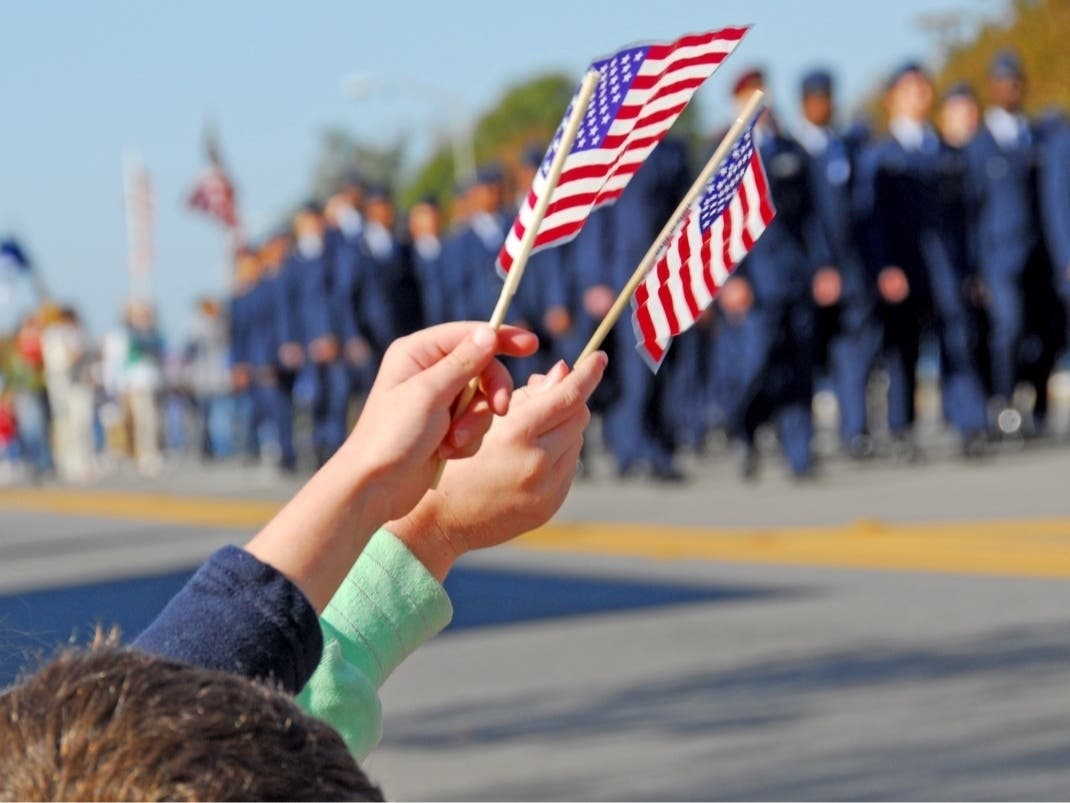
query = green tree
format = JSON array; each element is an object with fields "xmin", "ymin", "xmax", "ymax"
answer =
[{"xmin": 401, "ymin": 73, "xmax": 575, "ymax": 214}]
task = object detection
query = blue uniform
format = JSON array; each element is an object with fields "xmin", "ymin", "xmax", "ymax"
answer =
[
  {"xmin": 411, "ymin": 235, "xmax": 448, "ymax": 326},
  {"xmin": 279, "ymin": 246, "xmax": 348, "ymax": 463},
  {"xmin": 801, "ymin": 121, "xmax": 881, "ymax": 447},
  {"xmin": 358, "ymin": 223, "xmax": 423, "ymax": 354},
  {"xmin": 327, "ymin": 226, "xmax": 375, "ymax": 393},
  {"xmin": 1041, "ymin": 122, "xmax": 1070, "ymax": 324},
  {"xmin": 714, "ymin": 129, "xmax": 820, "ymax": 476},
  {"xmin": 600, "ymin": 139, "xmax": 690, "ymax": 477},
  {"xmin": 449, "ymin": 213, "xmax": 507, "ymax": 322},
  {"xmin": 964, "ymin": 114, "xmax": 1043, "ymax": 404}
]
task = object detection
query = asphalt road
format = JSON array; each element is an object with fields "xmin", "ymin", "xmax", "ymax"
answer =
[{"xmin": 2, "ymin": 444, "xmax": 1070, "ymax": 800}]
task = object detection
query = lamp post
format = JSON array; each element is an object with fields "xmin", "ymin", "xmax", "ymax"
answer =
[{"xmin": 342, "ymin": 73, "xmax": 477, "ymax": 186}]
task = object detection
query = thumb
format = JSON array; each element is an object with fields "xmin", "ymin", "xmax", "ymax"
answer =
[{"xmin": 417, "ymin": 324, "xmax": 499, "ymax": 405}]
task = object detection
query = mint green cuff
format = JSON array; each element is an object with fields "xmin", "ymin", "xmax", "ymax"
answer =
[{"xmin": 321, "ymin": 527, "xmax": 453, "ymax": 688}]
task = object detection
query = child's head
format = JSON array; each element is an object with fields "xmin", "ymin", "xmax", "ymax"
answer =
[{"xmin": 0, "ymin": 640, "xmax": 383, "ymax": 801}]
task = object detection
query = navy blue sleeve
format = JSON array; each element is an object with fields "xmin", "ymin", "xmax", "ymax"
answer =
[
  {"xmin": 1042, "ymin": 127, "xmax": 1070, "ymax": 281},
  {"xmin": 132, "ymin": 546, "xmax": 323, "ymax": 694}
]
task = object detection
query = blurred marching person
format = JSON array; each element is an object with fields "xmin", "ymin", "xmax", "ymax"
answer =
[
  {"xmin": 601, "ymin": 137, "xmax": 690, "ymax": 480},
  {"xmin": 443, "ymin": 164, "xmax": 509, "ymax": 324},
  {"xmin": 407, "ymin": 195, "xmax": 448, "ymax": 327},
  {"xmin": 507, "ymin": 146, "xmax": 570, "ymax": 380},
  {"xmin": 796, "ymin": 68, "xmax": 881, "ymax": 460},
  {"xmin": 713, "ymin": 69, "xmax": 821, "ymax": 480},
  {"xmin": 184, "ymin": 296, "xmax": 233, "ymax": 460},
  {"xmin": 4, "ymin": 310, "xmax": 52, "ymax": 478},
  {"xmin": 121, "ymin": 300, "xmax": 165, "ymax": 475},
  {"xmin": 227, "ymin": 247, "xmax": 257, "ymax": 461},
  {"xmin": 935, "ymin": 82, "xmax": 992, "ymax": 455},
  {"xmin": 964, "ymin": 50, "xmax": 1062, "ymax": 436},
  {"xmin": 1041, "ymin": 113, "xmax": 1070, "ymax": 355},
  {"xmin": 855, "ymin": 62, "xmax": 986, "ymax": 459},
  {"xmin": 359, "ymin": 184, "xmax": 423, "ymax": 354},
  {"xmin": 324, "ymin": 172, "xmax": 375, "ymax": 397},
  {"xmin": 41, "ymin": 305, "xmax": 95, "ymax": 482},
  {"xmin": 281, "ymin": 202, "xmax": 348, "ymax": 467}
]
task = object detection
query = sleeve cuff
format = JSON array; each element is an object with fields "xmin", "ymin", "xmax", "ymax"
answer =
[{"xmin": 320, "ymin": 528, "xmax": 453, "ymax": 688}]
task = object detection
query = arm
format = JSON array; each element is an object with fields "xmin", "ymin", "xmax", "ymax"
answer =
[
  {"xmin": 298, "ymin": 354, "xmax": 607, "ymax": 757},
  {"xmin": 135, "ymin": 323, "xmax": 538, "ymax": 689}
]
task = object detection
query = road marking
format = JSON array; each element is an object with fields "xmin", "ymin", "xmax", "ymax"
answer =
[{"xmin": 3, "ymin": 488, "xmax": 1070, "ymax": 578}]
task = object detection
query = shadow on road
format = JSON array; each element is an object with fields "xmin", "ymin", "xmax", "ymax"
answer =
[
  {"xmin": 0, "ymin": 563, "xmax": 779, "ymax": 687},
  {"xmin": 380, "ymin": 624, "xmax": 1070, "ymax": 801}
]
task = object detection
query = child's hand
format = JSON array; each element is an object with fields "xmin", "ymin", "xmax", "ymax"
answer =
[
  {"xmin": 387, "ymin": 351, "xmax": 608, "ymax": 580},
  {"xmin": 339, "ymin": 322, "xmax": 539, "ymax": 525}
]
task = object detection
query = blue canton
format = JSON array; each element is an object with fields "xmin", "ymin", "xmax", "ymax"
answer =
[
  {"xmin": 540, "ymin": 44, "xmax": 650, "ymax": 177},
  {"xmin": 698, "ymin": 124, "xmax": 757, "ymax": 231}
]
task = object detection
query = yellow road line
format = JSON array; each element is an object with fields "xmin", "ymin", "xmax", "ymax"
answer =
[
  {"xmin": 0, "ymin": 488, "xmax": 280, "ymax": 530},
  {"xmin": 3, "ymin": 488, "xmax": 1070, "ymax": 578}
]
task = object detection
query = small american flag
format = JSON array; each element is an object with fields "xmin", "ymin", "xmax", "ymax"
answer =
[
  {"xmin": 187, "ymin": 126, "xmax": 239, "ymax": 229},
  {"xmin": 632, "ymin": 118, "xmax": 774, "ymax": 369},
  {"xmin": 497, "ymin": 26, "xmax": 749, "ymax": 275}
]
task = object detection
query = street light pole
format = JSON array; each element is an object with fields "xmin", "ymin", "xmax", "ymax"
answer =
[{"xmin": 343, "ymin": 73, "xmax": 477, "ymax": 186}]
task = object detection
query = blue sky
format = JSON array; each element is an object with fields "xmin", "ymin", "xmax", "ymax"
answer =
[{"xmin": 0, "ymin": 0, "xmax": 1004, "ymax": 341}]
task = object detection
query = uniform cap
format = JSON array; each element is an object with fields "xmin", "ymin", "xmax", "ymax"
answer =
[
  {"xmin": 988, "ymin": 49, "xmax": 1024, "ymax": 80},
  {"xmin": 800, "ymin": 69, "xmax": 833, "ymax": 98}
]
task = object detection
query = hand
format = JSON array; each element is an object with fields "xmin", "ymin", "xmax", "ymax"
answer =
[
  {"xmin": 544, "ymin": 306, "xmax": 572, "ymax": 336},
  {"xmin": 345, "ymin": 337, "xmax": 372, "ymax": 367},
  {"xmin": 278, "ymin": 342, "xmax": 304, "ymax": 370},
  {"xmin": 583, "ymin": 285, "xmax": 615, "ymax": 317},
  {"xmin": 388, "ymin": 352, "xmax": 608, "ymax": 580},
  {"xmin": 878, "ymin": 266, "xmax": 910, "ymax": 304},
  {"xmin": 244, "ymin": 321, "xmax": 538, "ymax": 613},
  {"xmin": 309, "ymin": 336, "xmax": 340, "ymax": 364},
  {"xmin": 337, "ymin": 322, "xmax": 539, "ymax": 526},
  {"xmin": 231, "ymin": 365, "xmax": 251, "ymax": 391},
  {"xmin": 812, "ymin": 266, "xmax": 842, "ymax": 307},
  {"xmin": 718, "ymin": 277, "xmax": 753, "ymax": 316}
]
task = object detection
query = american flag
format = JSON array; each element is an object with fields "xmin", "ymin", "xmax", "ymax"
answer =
[
  {"xmin": 632, "ymin": 118, "xmax": 774, "ymax": 369},
  {"xmin": 497, "ymin": 26, "xmax": 749, "ymax": 275},
  {"xmin": 187, "ymin": 126, "xmax": 239, "ymax": 229}
]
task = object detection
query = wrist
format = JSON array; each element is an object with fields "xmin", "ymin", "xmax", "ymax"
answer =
[{"xmin": 387, "ymin": 494, "xmax": 463, "ymax": 582}]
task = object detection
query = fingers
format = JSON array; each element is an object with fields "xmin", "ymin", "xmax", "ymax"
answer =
[
  {"xmin": 550, "ymin": 437, "xmax": 585, "ymax": 482},
  {"xmin": 440, "ymin": 397, "xmax": 494, "ymax": 460},
  {"xmin": 536, "ymin": 404, "xmax": 591, "ymax": 462},
  {"xmin": 519, "ymin": 351, "xmax": 607, "ymax": 435},
  {"xmin": 477, "ymin": 358, "xmax": 515, "ymax": 416},
  {"xmin": 414, "ymin": 325, "xmax": 500, "ymax": 406}
]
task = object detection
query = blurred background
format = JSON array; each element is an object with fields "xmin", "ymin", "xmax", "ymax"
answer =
[{"xmin": 3, "ymin": 0, "xmax": 1070, "ymax": 799}]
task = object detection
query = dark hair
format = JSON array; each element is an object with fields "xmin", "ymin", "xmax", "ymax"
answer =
[{"xmin": 0, "ymin": 636, "xmax": 383, "ymax": 801}]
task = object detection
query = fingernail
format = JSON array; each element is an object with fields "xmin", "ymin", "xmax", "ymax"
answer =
[
  {"xmin": 536, "ymin": 361, "xmax": 567, "ymax": 393},
  {"xmin": 452, "ymin": 426, "xmax": 470, "ymax": 446},
  {"xmin": 595, "ymin": 351, "xmax": 609, "ymax": 369},
  {"xmin": 473, "ymin": 326, "xmax": 496, "ymax": 349}
]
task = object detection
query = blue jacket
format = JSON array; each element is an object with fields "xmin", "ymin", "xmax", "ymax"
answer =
[
  {"xmin": 134, "ymin": 546, "xmax": 322, "ymax": 694},
  {"xmin": 279, "ymin": 249, "xmax": 336, "ymax": 349},
  {"xmin": 357, "ymin": 228, "xmax": 423, "ymax": 353},
  {"xmin": 326, "ymin": 228, "xmax": 368, "ymax": 346},
  {"xmin": 737, "ymin": 132, "xmax": 824, "ymax": 307},
  {"xmin": 963, "ymin": 119, "xmax": 1039, "ymax": 276},
  {"xmin": 805, "ymin": 128, "xmax": 870, "ymax": 304},
  {"xmin": 410, "ymin": 236, "xmax": 448, "ymax": 326},
  {"xmin": 1041, "ymin": 123, "xmax": 1070, "ymax": 286},
  {"xmin": 245, "ymin": 277, "xmax": 282, "ymax": 368},
  {"xmin": 227, "ymin": 291, "xmax": 250, "ymax": 368}
]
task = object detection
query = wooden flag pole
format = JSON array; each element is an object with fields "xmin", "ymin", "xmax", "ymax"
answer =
[
  {"xmin": 490, "ymin": 68, "xmax": 602, "ymax": 327},
  {"xmin": 575, "ymin": 89, "xmax": 765, "ymax": 365},
  {"xmin": 430, "ymin": 69, "xmax": 601, "ymax": 488}
]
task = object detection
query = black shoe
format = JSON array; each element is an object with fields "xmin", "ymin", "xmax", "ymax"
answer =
[
  {"xmin": 741, "ymin": 449, "xmax": 759, "ymax": 481},
  {"xmin": 846, "ymin": 434, "xmax": 875, "ymax": 461},
  {"xmin": 961, "ymin": 432, "xmax": 989, "ymax": 460},
  {"xmin": 651, "ymin": 465, "xmax": 686, "ymax": 483}
]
